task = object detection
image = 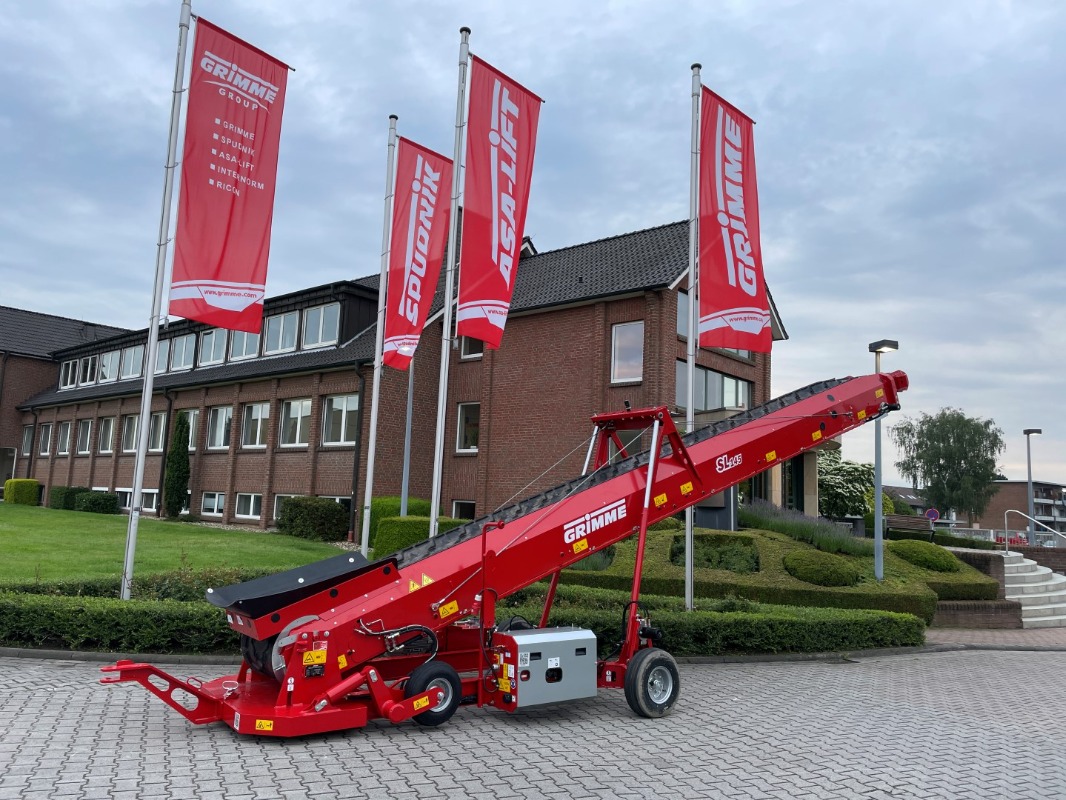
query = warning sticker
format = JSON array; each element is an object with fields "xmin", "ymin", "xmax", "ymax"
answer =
[
  {"xmin": 812, "ymin": 430, "xmax": 822, "ymax": 441},
  {"xmin": 498, "ymin": 678, "xmax": 511, "ymax": 692},
  {"xmin": 857, "ymin": 410, "xmax": 867, "ymax": 420},
  {"xmin": 255, "ymin": 719, "xmax": 274, "ymax": 731},
  {"xmin": 766, "ymin": 450, "xmax": 777, "ymax": 462},
  {"xmin": 302, "ymin": 650, "xmax": 326, "ymax": 666},
  {"xmin": 421, "ymin": 574, "xmax": 434, "ymax": 587},
  {"xmin": 680, "ymin": 481, "xmax": 693, "ymax": 495},
  {"xmin": 654, "ymin": 493, "xmax": 668, "ymax": 508},
  {"xmin": 573, "ymin": 539, "xmax": 589, "ymax": 555},
  {"xmin": 413, "ymin": 696, "xmax": 430, "ymax": 712},
  {"xmin": 438, "ymin": 601, "xmax": 459, "ymax": 620},
  {"xmin": 409, "ymin": 580, "xmax": 421, "ymax": 593},
  {"xmin": 337, "ymin": 654, "xmax": 348, "ymax": 670}
]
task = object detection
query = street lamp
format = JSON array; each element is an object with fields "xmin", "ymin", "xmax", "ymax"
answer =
[
  {"xmin": 870, "ymin": 339, "xmax": 899, "ymax": 581},
  {"xmin": 1024, "ymin": 428, "xmax": 1042, "ymax": 546}
]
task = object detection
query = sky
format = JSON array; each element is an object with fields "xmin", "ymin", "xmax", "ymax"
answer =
[{"xmin": 1, "ymin": 0, "xmax": 1064, "ymax": 488}]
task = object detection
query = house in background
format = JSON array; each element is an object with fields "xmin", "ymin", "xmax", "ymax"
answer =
[
  {"xmin": 973, "ymin": 480, "xmax": 1066, "ymax": 536},
  {"xmin": 883, "ymin": 484, "xmax": 929, "ymax": 516}
]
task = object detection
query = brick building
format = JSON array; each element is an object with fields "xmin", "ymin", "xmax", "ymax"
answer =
[
  {"xmin": 16, "ymin": 220, "xmax": 789, "ymax": 527},
  {"xmin": 973, "ymin": 480, "xmax": 1066, "ymax": 536}
]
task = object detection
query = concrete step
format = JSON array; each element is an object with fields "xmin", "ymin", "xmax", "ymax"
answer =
[
  {"xmin": 1004, "ymin": 565, "xmax": 1054, "ymax": 585},
  {"xmin": 1022, "ymin": 614, "xmax": 1066, "ymax": 629},
  {"xmin": 1004, "ymin": 560, "xmax": 1039, "ymax": 574},
  {"xmin": 1021, "ymin": 603, "xmax": 1066, "ymax": 618},
  {"xmin": 1010, "ymin": 587, "xmax": 1066, "ymax": 606},
  {"xmin": 1004, "ymin": 574, "xmax": 1066, "ymax": 594},
  {"xmin": 1003, "ymin": 552, "xmax": 1026, "ymax": 565}
]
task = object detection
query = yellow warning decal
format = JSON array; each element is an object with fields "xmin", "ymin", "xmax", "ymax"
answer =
[
  {"xmin": 680, "ymin": 481, "xmax": 693, "ymax": 495},
  {"xmin": 857, "ymin": 410, "xmax": 867, "ymax": 420},
  {"xmin": 421, "ymin": 574, "xmax": 434, "ymax": 587},
  {"xmin": 573, "ymin": 539, "xmax": 589, "ymax": 555},
  {"xmin": 812, "ymin": 430, "xmax": 822, "ymax": 442},
  {"xmin": 255, "ymin": 719, "xmax": 274, "ymax": 731},
  {"xmin": 302, "ymin": 650, "xmax": 327, "ymax": 666},
  {"xmin": 498, "ymin": 677, "xmax": 512, "ymax": 692},
  {"xmin": 413, "ymin": 696, "xmax": 430, "ymax": 712},
  {"xmin": 766, "ymin": 450, "xmax": 777, "ymax": 462},
  {"xmin": 409, "ymin": 580, "xmax": 421, "ymax": 593},
  {"xmin": 337, "ymin": 654, "xmax": 348, "ymax": 670},
  {"xmin": 438, "ymin": 601, "xmax": 459, "ymax": 620},
  {"xmin": 875, "ymin": 388, "xmax": 884, "ymax": 398},
  {"xmin": 654, "ymin": 493, "xmax": 668, "ymax": 508}
]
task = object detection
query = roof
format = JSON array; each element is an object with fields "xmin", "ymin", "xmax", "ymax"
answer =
[
  {"xmin": 0, "ymin": 306, "xmax": 130, "ymax": 359},
  {"xmin": 883, "ymin": 485, "xmax": 926, "ymax": 505}
]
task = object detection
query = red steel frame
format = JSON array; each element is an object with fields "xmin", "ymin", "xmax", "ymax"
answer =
[{"xmin": 102, "ymin": 371, "xmax": 908, "ymax": 736}]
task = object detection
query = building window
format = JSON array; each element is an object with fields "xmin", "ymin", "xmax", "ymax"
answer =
[
  {"xmin": 453, "ymin": 500, "xmax": 476, "ymax": 520},
  {"xmin": 280, "ymin": 399, "xmax": 311, "ymax": 446},
  {"xmin": 120, "ymin": 345, "xmax": 144, "ymax": 380},
  {"xmin": 230, "ymin": 330, "xmax": 260, "ymax": 360},
  {"xmin": 456, "ymin": 403, "xmax": 480, "ymax": 452},
  {"xmin": 611, "ymin": 321, "xmax": 644, "ymax": 383},
  {"xmin": 460, "ymin": 337, "xmax": 484, "ymax": 360},
  {"xmin": 207, "ymin": 406, "xmax": 233, "ymax": 450},
  {"xmin": 235, "ymin": 493, "xmax": 263, "ymax": 519},
  {"xmin": 202, "ymin": 492, "xmax": 225, "ymax": 516},
  {"xmin": 155, "ymin": 339, "xmax": 170, "ymax": 374},
  {"xmin": 99, "ymin": 350, "xmax": 120, "ymax": 383},
  {"xmin": 302, "ymin": 303, "xmax": 339, "ymax": 349},
  {"xmin": 242, "ymin": 403, "xmax": 270, "ymax": 448},
  {"xmin": 264, "ymin": 312, "xmax": 298, "ymax": 354},
  {"xmin": 319, "ymin": 496, "xmax": 353, "ymax": 516},
  {"xmin": 141, "ymin": 490, "xmax": 159, "ymax": 513},
  {"xmin": 116, "ymin": 488, "xmax": 132, "ymax": 510},
  {"xmin": 38, "ymin": 423, "xmax": 52, "ymax": 456},
  {"xmin": 199, "ymin": 329, "xmax": 227, "ymax": 366},
  {"xmin": 273, "ymin": 494, "xmax": 299, "ymax": 520},
  {"xmin": 56, "ymin": 421, "xmax": 71, "ymax": 455},
  {"xmin": 170, "ymin": 334, "xmax": 195, "ymax": 370},
  {"xmin": 675, "ymin": 360, "xmax": 752, "ymax": 413},
  {"xmin": 322, "ymin": 394, "xmax": 358, "ymax": 445},
  {"xmin": 148, "ymin": 412, "xmax": 166, "ymax": 452},
  {"xmin": 21, "ymin": 425, "xmax": 33, "ymax": 456},
  {"xmin": 78, "ymin": 355, "xmax": 98, "ymax": 385},
  {"xmin": 184, "ymin": 409, "xmax": 199, "ymax": 451},
  {"xmin": 121, "ymin": 415, "xmax": 139, "ymax": 452},
  {"xmin": 59, "ymin": 361, "xmax": 77, "ymax": 390},
  {"xmin": 99, "ymin": 417, "xmax": 115, "ymax": 454},
  {"xmin": 677, "ymin": 291, "xmax": 691, "ymax": 339},
  {"xmin": 76, "ymin": 420, "xmax": 92, "ymax": 454}
]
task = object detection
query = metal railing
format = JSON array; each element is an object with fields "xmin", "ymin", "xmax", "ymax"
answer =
[{"xmin": 1002, "ymin": 510, "xmax": 1066, "ymax": 553}]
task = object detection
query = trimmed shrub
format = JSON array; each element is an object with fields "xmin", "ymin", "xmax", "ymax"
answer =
[
  {"xmin": 740, "ymin": 499, "xmax": 872, "ymax": 556},
  {"xmin": 783, "ymin": 550, "xmax": 862, "ymax": 587},
  {"xmin": 668, "ymin": 534, "xmax": 759, "ymax": 573},
  {"xmin": 368, "ymin": 496, "xmax": 432, "ymax": 547},
  {"xmin": 649, "ymin": 516, "xmax": 683, "ymax": 532},
  {"xmin": 4, "ymin": 479, "xmax": 40, "ymax": 506},
  {"xmin": 888, "ymin": 539, "xmax": 961, "ymax": 573},
  {"xmin": 48, "ymin": 485, "xmax": 90, "ymax": 510},
  {"xmin": 374, "ymin": 516, "xmax": 469, "ymax": 558},
  {"xmin": 1, "ymin": 566, "xmax": 277, "ymax": 602},
  {"xmin": 75, "ymin": 491, "xmax": 120, "ymax": 515},
  {"xmin": 278, "ymin": 496, "xmax": 348, "ymax": 542},
  {"xmin": 884, "ymin": 529, "xmax": 1000, "ymax": 551}
]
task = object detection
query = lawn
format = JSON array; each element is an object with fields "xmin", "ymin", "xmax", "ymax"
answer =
[{"xmin": 0, "ymin": 504, "xmax": 342, "ymax": 582}]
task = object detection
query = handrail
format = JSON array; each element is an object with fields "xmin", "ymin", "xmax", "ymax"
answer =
[{"xmin": 1002, "ymin": 509, "xmax": 1066, "ymax": 553}]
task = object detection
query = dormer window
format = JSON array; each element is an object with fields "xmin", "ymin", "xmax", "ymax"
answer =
[
  {"xmin": 78, "ymin": 355, "xmax": 98, "ymax": 385},
  {"xmin": 264, "ymin": 311, "xmax": 298, "ymax": 354},
  {"xmin": 302, "ymin": 303, "xmax": 339, "ymax": 349},
  {"xmin": 169, "ymin": 334, "xmax": 195, "ymax": 370},
  {"xmin": 199, "ymin": 329, "xmax": 227, "ymax": 366},
  {"xmin": 120, "ymin": 345, "xmax": 144, "ymax": 380},
  {"xmin": 99, "ymin": 351, "xmax": 120, "ymax": 383},
  {"xmin": 59, "ymin": 360, "xmax": 77, "ymax": 390}
]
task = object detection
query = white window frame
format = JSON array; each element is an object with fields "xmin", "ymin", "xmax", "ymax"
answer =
[
  {"xmin": 201, "ymin": 492, "xmax": 225, "ymax": 516},
  {"xmin": 273, "ymin": 494, "xmax": 299, "ymax": 520},
  {"xmin": 39, "ymin": 423, "xmax": 53, "ymax": 456},
  {"xmin": 610, "ymin": 321, "xmax": 644, "ymax": 384},
  {"xmin": 78, "ymin": 355, "xmax": 98, "ymax": 386},
  {"xmin": 456, "ymin": 403, "xmax": 480, "ymax": 453},
  {"xmin": 169, "ymin": 334, "xmax": 195, "ymax": 371},
  {"xmin": 116, "ymin": 488, "xmax": 133, "ymax": 510},
  {"xmin": 322, "ymin": 394, "xmax": 359, "ymax": 446},
  {"xmin": 230, "ymin": 330, "xmax": 260, "ymax": 361},
  {"xmin": 98, "ymin": 417, "xmax": 115, "ymax": 454},
  {"xmin": 155, "ymin": 339, "xmax": 170, "ymax": 374},
  {"xmin": 56, "ymin": 421, "xmax": 71, "ymax": 455},
  {"xmin": 302, "ymin": 303, "xmax": 340, "ymax": 349},
  {"xmin": 76, "ymin": 420, "xmax": 92, "ymax": 455},
  {"xmin": 207, "ymin": 406, "xmax": 233, "ymax": 450},
  {"xmin": 21, "ymin": 425, "xmax": 34, "ymax": 456},
  {"xmin": 235, "ymin": 493, "xmax": 263, "ymax": 519},
  {"xmin": 280, "ymin": 398, "xmax": 311, "ymax": 447},
  {"xmin": 264, "ymin": 312, "xmax": 299, "ymax": 355},
  {"xmin": 199, "ymin": 329, "xmax": 227, "ymax": 366},
  {"xmin": 120, "ymin": 345, "xmax": 144, "ymax": 380},
  {"xmin": 242, "ymin": 403, "xmax": 270, "ymax": 448},
  {"xmin": 141, "ymin": 490, "xmax": 159, "ymax": 514},
  {"xmin": 121, "ymin": 414, "xmax": 139, "ymax": 453},
  {"xmin": 184, "ymin": 409, "xmax": 199, "ymax": 452},
  {"xmin": 460, "ymin": 337, "xmax": 484, "ymax": 360},
  {"xmin": 99, "ymin": 350, "xmax": 120, "ymax": 383},
  {"xmin": 148, "ymin": 412, "xmax": 166, "ymax": 452},
  {"xmin": 452, "ymin": 500, "xmax": 476, "ymax": 519},
  {"xmin": 59, "ymin": 361, "xmax": 77, "ymax": 390}
]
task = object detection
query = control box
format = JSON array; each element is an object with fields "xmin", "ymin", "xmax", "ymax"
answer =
[{"xmin": 492, "ymin": 627, "xmax": 597, "ymax": 708}]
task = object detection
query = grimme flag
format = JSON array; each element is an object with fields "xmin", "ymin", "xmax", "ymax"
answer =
[
  {"xmin": 382, "ymin": 138, "xmax": 453, "ymax": 370},
  {"xmin": 456, "ymin": 55, "xmax": 542, "ymax": 349},
  {"xmin": 698, "ymin": 86, "xmax": 772, "ymax": 352},
  {"xmin": 170, "ymin": 18, "xmax": 289, "ymax": 333}
]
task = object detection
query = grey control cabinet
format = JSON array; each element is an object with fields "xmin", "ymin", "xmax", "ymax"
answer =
[{"xmin": 496, "ymin": 627, "xmax": 598, "ymax": 708}]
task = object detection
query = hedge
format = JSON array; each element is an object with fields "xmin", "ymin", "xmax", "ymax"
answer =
[
  {"xmin": 48, "ymin": 485, "xmax": 90, "ymax": 510},
  {"xmin": 368, "ymin": 496, "xmax": 432, "ymax": 547},
  {"xmin": 885, "ymin": 529, "xmax": 1000, "ymax": 551},
  {"xmin": 277, "ymin": 496, "xmax": 348, "ymax": 541},
  {"xmin": 3, "ymin": 479, "xmax": 40, "ymax": 506},
  {"xmin": 375, "ymin": 516, "xmax": 469, "ymax": 557},
  {"xmin": 888, "ymin": 539, "xmax": 962, "ymax": 573},
  {"xmin": 783, "ymin": 549, "xmax": 862, "ymax": 587},
  {"xmin": 1, "ymin": 566, "xmax": 279, "ymax": 602},
  {"xmin": 75, "ymin": 491, "xmax": 120, "ymax": 514}
]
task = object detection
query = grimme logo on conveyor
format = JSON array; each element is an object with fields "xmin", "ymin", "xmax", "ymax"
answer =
[{"xmin": 563, "ymin": 499, "xmax": 628, "ymax": 544}]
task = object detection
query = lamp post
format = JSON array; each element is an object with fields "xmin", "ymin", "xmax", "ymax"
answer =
[
  {"xmin": 1024, "ymin": 428, "xmax": 1042, "ymax": 546},
  {"xmin": 869, "ymin": 339, "xmax": 898, "ymax": 581}
]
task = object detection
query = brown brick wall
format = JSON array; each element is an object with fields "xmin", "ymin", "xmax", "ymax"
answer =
[{"xmin": 931, "ymin": 600, "xmax": 1022, "ymax": 629}]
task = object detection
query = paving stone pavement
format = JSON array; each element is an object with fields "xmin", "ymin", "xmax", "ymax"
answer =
[{"xmin": 1, "ymin": 650, "xmax": 1065, "ymax": 799}]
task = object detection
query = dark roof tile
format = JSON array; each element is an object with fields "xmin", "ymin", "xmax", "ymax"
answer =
[{"xmin": 0, "ymin": 306, "xmax": 129, "ymax": 359}]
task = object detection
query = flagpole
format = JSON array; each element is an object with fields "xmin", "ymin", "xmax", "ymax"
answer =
[
  {"xmin": 429, "ymin": 26, "xmax": 471, "ymax": 538},
  {"xmin": 684, "ymin": 63, "xmax": 701, "ymax": 612},
  {"xmin": 400, "ymin": 360, "xmax": 414, "ymax": 515},
  {"xmin": 359, "ymin": 114, "xmax": 399, "ymax": 557},
  {"xmin": 120, "ymin": 0, "xmax": 193, "ymax": 601}
]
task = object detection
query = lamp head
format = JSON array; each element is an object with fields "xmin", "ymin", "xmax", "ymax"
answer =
[
  {"xmin": 1024, "ymin": 428, "xmax": 1042, "ymax": 436},
  {"xmin": 868, "ymin": 339, "xmax": 899, "ymax": 354}
]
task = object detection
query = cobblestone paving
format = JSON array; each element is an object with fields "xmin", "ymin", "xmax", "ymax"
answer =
[{"xmin": 1, "ymin": 651, "xmax": 1064, "ymax": 799}]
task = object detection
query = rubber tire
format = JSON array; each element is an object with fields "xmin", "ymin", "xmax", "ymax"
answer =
[
  {"xmin": 240, "ymin": 634, "xmax": 278, "ymax": 680},
  {"xmin": 404, "ymin": 662, "xmax": 462, "ymax": 727},
  {"xmin": 624, "ymin": 648, "xmax": 681, "ymax": 719}
]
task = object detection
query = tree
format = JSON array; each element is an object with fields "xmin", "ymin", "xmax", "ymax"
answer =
[
  {"xmin": 164, "ymin": 411, "xmax": 191, "ymax": 518},
  {"xmin": 890, "ymin": 408, "xmax": 1005, "ymax": 525},
  {"xmin": 817, "ymin": 449, "xmax": 874, "ymax": 519}
]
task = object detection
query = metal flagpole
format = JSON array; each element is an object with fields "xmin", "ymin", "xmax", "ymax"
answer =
[
  {"xmin": 359, "ymin": 114, "xmax": 399, "ymax": 557},
  {"xmin": 429, "ymin": 27, "xmax": 471, "ymax": 538},
  {"xmin": 120, "ymin": 0, "xmax": 193, "ymax": 601},
  {"xmin": 400, "ymin": 361, "xmax": 414, "ymax": 516},
  {"xmin": 684, "ymin": 63, "xmax": 701, "ymax": 612}
]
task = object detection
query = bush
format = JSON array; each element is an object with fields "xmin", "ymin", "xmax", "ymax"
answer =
[
  {"xmin": 782, "ymin": 550, "xmax": 862, "ymax": 587},
  {"xmin": 4, "ymin": 479, "xmax": 40, "ymax": 506},
  {"xmin": 888, "ymin": 540, "xmax": 961, "ymax": 573},
  {"xmin": 668, "ymin": 534, "xmax": 759, "ymax": 573},
  {"xmin": 277, "ymin": 496, "xmax": 348, "ymax": 541},
  {"xmin": 48, "ymin": 485, "xmax": 90, "ymax": 510},
  {"xmin": 740, "ymin": 499, "xmax": 872, "ymax": 556},
  {"xmin": 368, "ymin": 496, "xmax": 432, "ymax": 547},
  {"xmin": 1, "ymin": 566, "xmax": 279, "ymax": 602},
  {"xmin": 374, "ymin": 516, "xmax": 469, "ymax": 558},
  {"xmin": 75, "ymin": 491, "xmax": 120, "ymax": 515},
  {"xmin": 884, "ymin": 529, "xmax": 1000, "ymax": 551},
  {"xmin": 649, "ymin": 516, "xmax": 682, "ymax": 532}
]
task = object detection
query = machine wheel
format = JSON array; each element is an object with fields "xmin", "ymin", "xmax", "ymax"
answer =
[
  {"xmin": 404, "ymin": 662, "xmax": 462, "ymax": 727},
  {"xmin": 240, "ymin": 634, "xmax": 277, "ymax": 679},
  {"xmin": 624, "ymin": 648, "xmax": 680, "ymax": 719}
]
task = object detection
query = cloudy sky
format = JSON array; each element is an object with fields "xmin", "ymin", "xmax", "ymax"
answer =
[{"xmin": 2, "ymin": 0, "xmax": 1063, "ymax": 488}]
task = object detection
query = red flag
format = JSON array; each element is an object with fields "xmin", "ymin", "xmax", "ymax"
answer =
[
  {"xmin": 382, "ymin": 138, "xmax": 453, "ymax": 370},
  {"xmin": 698, "ymin": 86, "xmax": 772, "ymax": 352},
  {"xmin": 457, "ymin": 56, "xmax": 542, "ymax": 349},
  {"xmin": 169, "ymin": 18, "xmax": 289, "ymax": 333}
]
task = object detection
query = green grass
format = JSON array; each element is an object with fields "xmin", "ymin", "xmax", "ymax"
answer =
[{"xmin": 0, "ymin": 504, "xmax": 342, "ymax": 582}]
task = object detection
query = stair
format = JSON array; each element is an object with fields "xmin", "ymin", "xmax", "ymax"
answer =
[{"xmin": 1002, "ymin": 552, "xmax": 1066, "ymax": 628}]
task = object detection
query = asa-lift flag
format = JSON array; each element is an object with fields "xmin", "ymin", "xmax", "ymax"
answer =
[
  {"xmin": 697, "ymin": 86, "xmax": 772, "ymax": 352},
  {"xmin": 382, "ymin": 139, "xmax": 454, "ymax": 370},
  {"xmin": 169, "ymin": 18, "xmax": 289, "ymax": 334},
  {"xmin": 456, "ymin": 55, "xmax": 542, "ymax": 349}
]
